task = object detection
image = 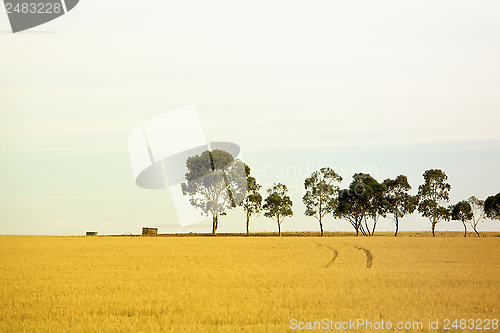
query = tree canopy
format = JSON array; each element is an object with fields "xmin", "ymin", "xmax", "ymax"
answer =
[
  {"xmin": 336, "ymin": 173, "xmax": 387, "ymax": 236},
  {"xmin": 450, "ymin": 200, "xmax": 473, "ymax": 237},
  {"xmin": 241, "ymin": 165, "xmax": 262, "ymax": 235},
  {"xmin": 303, "ymin": 167, "xmax": 342, "ymax": 236},
  {"xmin": 417, "ymin": 169, "xmax": 451, "ymax": 237},
  {"xmin": 181, "ymin": 149, "xmax": 247, "ymax": 235},
  {"xmin": 263, "ymin": 183, "xmax": 293, "ymax": 236},
  {"xmin": 383, "ymin": 175, "xmax": 418, "ymax": 236},
  {"xmin": 484, "ymin": 192, "xmax": 500, "ymax": 220},
  {"xmin": 468, "ymin": 196, "xmax": 485, "ymax": 236}
]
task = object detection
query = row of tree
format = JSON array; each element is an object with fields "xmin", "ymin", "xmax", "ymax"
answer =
[
  {"xmin": 301, "ymin": 168, "xmax": 499, "ymax": 237},
  {"xmin": 181, "ymin": 150, "xmax": 500, "ymax": 236}
]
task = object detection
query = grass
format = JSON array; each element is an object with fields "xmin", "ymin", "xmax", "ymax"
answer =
[{"xmin": 0, "ymin": 234, "xmax": 499, "ymax": 332}]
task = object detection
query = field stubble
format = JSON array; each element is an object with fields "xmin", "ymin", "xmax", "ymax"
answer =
[{"xmin": 0, "ymin": 235, "xmax": 499, "ymax": 332}]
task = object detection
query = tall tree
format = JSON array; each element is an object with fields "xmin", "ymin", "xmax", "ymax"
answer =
[
  {"xmin": 181, "ymin": 149, "xmax": 247, "ymax": 235},
  {"xmin": 484, "ymin": 192, "xmax": 500, "ymax": 220},
  {"xmin": 303, "ymin": 167, "xmax": 342, "ymax": 236},
  {"xmin": 263, "ymin": 183, "xmax": 293, "ymax": 236},
  {"xmin": 450, "ymin": 200, "xmax": 473, "ymax": 237},
  {"xmin": 241, "ymin": 165, "xmax": 262, "ymax": 235},
  {"xmin": 336, "ymin": 186, "xmax": 367, "ymax": 236},
  {"xmin": 383, "ymin": 175, "xmax": 418, "ymax": 236},
  {"xmin": 417, "ymin": 169, "xmax": 451, "ymax": 237},
  {"xmin": 336, "ymin": 173, "xmax": 387, "ymax": 236},
  {"xmin": 468, "ymin": 196, "xmax": 485, "ymax": 236}
]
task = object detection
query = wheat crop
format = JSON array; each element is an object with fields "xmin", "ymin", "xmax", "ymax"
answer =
[{"xmin": 0, "ymin": 235, "xmax": 498, "ymax": 332}]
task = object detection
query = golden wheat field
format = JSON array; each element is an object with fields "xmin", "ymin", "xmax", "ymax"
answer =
[{"xmin": 0, "ymin": 235, "xmax": 499, "ymax": 332}]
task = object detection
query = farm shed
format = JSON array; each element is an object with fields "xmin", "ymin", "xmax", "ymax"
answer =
[{"xmin": 142, "ymin": 227, "xmax": 158, "ymax": 236}]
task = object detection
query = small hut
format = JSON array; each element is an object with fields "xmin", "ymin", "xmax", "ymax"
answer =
[
  {"xmin": 86, "ymin": 231, "xmax": 98, "ymax": 236},
  {"xmin": 142, "ymin": 227, "xmax": 158, "ymax": 236}
]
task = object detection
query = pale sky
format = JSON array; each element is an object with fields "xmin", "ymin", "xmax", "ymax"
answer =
[{"xmin": 1, "ymin": 1, "xmax": 499, "ymax": 235}]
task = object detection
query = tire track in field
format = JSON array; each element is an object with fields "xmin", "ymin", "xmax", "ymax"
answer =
[
  {"xmin": 316, "ymin": 243, "xmax": 338, "ymax": 268},
  {"xmin": 354, "ymin": 246, "xmax": 373, "ymax": 268}
]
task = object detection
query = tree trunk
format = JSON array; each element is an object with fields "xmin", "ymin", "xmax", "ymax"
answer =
[
  {"xmin": 319, "ymin": 220, "xmax": 324, "ymax": 236},
  {"xmin": 364, "ymin": 218, "xmax": 371, "ymax": 236},
  {"xmin": 358, "ymin": 219, "xmax": 367, "ymax": 236},
  {"xmin": 212, "ymin": 215, "xmax": 218, "ymax": 235},
  {"xmin": 432, "ymin": 198, "xmax": 437, "ymax": 237},
  {"xmin": 246, "ymin": 212, "xmax": 250, "ymax": 235},
  {"xmin": 463, "ymin": 222, "xmax": 467, "ymax": 237},
  {"xmin": 278, "ymin": 221, "xmax": 281, "ymax": 236},
  {"xmin": 394, "ymin": 217, "xmax": 399, "ymax": 237},
  {"xmin": 473, "ymin": 226, "xmax": 480, "ymax": 237}
]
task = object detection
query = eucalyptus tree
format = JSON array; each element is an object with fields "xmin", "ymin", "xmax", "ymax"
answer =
[
  {"xmin": 450, "ymin": 200, "xmax": 473, "ymax": 237},
  {"xmin": 336, "ymin": 185, "xmax": 367, "ymax": 236},
  {"xmin": 383, "ymin": 175, "xmax": 418, "ymax": 236},
  {"xmin": 484, "ymin": 192, "xmax": 500, "ymax": 221},
  {"xmin": 303, "ymin": 167, "xmax": 342, "ymax": 236},
  {"xmin": 417, "ymin": 169, "xmax": 451, "ymax": 237},
  {"xmin": 263, "ymin": 183, "xmax": 293, "ymax": 236},
  {"xmin": 181, "ymin": 149, "xmax": 247, "ymax": 235},
  {"xmin": 241, "ymin": 167, "xmax": 262, "ymax": 235},
  {"xmin": 468, "ymin": 196, "xmax": 485, "ymax": 236},
  {"xmin": 336, "ymin": 173, "xmax": 387, "ymax": 236}
]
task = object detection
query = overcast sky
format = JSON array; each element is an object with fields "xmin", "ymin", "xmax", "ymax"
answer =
[{"xmin": 1, "ymin": 1, "xmax": 499, "ymax": 235}]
